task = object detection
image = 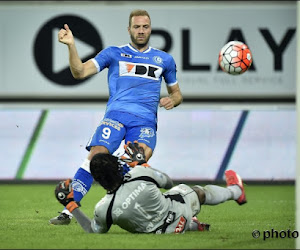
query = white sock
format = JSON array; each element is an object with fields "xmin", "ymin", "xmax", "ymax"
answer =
[
  {"xmin": 80, "ymin": 159, "xmax": 91, "ymax": 173},
  {"xmin": 227, "ymin": 185, "xmax": 243, "ymax": 200},
  {"xmin": 62, "ymin": 208, "xmax": 73, "ymax": 218},
  {"xmin": 196, "ymin": 185, "xmax": 242, "ymax": 205}
]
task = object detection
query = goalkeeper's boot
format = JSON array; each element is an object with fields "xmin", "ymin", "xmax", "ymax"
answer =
[
  {"xmin": 225, "ymin": 170, "xmax": 247, "ymax": 205},
  {"xmin": 49, "ymin": 211, "xmax": 72, "ymax": 225},
  {"xmin": 189, "ymin": 217, "xmax": 210, "ymax": 231}
]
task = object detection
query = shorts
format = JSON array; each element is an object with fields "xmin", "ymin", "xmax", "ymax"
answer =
[
  {"xmin": 86, "ymin": 115, "xmax": 157, "ymax": 153},
  {"xmin": 162, "ymin": 184, "xmax": 201, "ymax": 234}
]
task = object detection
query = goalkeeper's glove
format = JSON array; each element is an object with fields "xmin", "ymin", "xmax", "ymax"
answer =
[
  {"xmin": 122, "ymin": 141, "xmax": 149, "ymax": 167},
  {"xmin": 54, "ymin": 179, "xmax": 80, "ymax": 213}
]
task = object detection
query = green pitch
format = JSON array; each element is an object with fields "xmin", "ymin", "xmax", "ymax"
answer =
[{"xmin": 0, "ymin": 183, "xmax": 295, "ymax": 249}]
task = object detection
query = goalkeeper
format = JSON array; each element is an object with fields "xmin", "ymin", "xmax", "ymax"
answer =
[{"xmin": 54, "ymin": 142, "xmax": 247, "ymax": 234}]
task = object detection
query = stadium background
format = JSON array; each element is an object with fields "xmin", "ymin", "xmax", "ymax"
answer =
[{"xmin": 0, "ymin": 0, "xmax": 298, "ymax": 247}]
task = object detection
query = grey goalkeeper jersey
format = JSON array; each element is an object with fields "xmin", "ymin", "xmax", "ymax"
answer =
[{"xmin": 91, "ymin": 166, "xmax": 197, "ymax": 234}]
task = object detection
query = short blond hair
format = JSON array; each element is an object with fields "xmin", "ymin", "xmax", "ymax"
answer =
[{"xmin": 129, "ymin": 9, "xmax": 151, "ymax": 27}]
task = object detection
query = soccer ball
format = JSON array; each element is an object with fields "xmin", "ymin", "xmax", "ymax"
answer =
[{"xmin": 218, "ymin": 41, "xmax": 253, "ymax": 75}]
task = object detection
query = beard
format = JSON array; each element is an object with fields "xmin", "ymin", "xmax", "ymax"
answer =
[{"xmin": 130, "ymin": 33, "xmax": 151, "ymax": 49}]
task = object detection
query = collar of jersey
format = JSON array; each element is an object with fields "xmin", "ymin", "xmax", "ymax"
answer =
[{"xmin": 127, "ymin": 43, "xmax": 152, "ymax": 54}]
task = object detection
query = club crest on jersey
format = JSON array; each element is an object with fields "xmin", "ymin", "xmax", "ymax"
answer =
[
  {"xmin": 153, "ymin": 56, "xmax": 163, "ymax": 64},
  {"xmin": 139, "ymin": 127, "xmax": 155, "ymax": 138},
  {"xmin": 72, "ymin": 180, "xmax": 88, "ymax": 196},
  {"xmin": 121, "ymin": 53, "xmax": 132, "ymax": 58},
  {"xmin": 119, "ymin": 61, "xmax": 162, "ymax": 80}
]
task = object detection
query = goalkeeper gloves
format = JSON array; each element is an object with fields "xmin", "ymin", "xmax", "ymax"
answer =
[
  {"xmin": 54, "ymin": 179, "xmax": 80, "ymax": 213},
  {"xmin": 122, "ymin": 141, "xmax": 149, "ymax": 167}
]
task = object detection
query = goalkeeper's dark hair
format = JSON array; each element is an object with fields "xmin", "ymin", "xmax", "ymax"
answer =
[{"xmin": 90, "ymin": 153, "xmax": 123, "ymax": 193}]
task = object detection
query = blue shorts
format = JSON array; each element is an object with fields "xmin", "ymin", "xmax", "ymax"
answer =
[{"xmin": 86, "ymin": 111, "xmax": 157, "ymax": 153}]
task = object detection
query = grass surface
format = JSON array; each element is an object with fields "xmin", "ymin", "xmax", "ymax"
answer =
[{"xmin": 0, "ymin": 183, "xmax": 295, "ymax": 249}]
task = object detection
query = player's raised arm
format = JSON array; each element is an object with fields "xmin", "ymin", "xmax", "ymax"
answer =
[
  {"xmin": 159, "ymin": 83, "xmax": 183, "ymax": 110},
  {"xmin": 58, "ymin": 24, "xmax": 97, "ymax": 80}
]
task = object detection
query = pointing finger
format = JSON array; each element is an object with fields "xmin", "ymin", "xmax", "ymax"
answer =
[{"xmin": 64, "ymin": 24, "xmax": 70, "ymax": 31}]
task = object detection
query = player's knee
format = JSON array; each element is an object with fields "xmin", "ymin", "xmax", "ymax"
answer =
[
  {"xmin": 88, "ymin": 146, "xmax": 109, "ymax": 160},
  {"xmin": 192, "ymin": 186, "xmax": 206, "ymax": 204}
]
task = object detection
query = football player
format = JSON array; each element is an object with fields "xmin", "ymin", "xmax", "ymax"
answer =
[
  {"xmin": 50, "ymin": 9, "xmax": 183, "ymax": 225},
  {"xmin": 54, "ymin": 142, "xmax": 247, "ymax": 234}
]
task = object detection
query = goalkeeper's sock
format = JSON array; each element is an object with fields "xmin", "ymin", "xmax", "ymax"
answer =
[
  {"xmin": 195, "ymin": 185, "xmax": 242, "ymax": 205},
  {"xmin": 72, "ymin": 159, "xmax": 94, "ymax": 202}
]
